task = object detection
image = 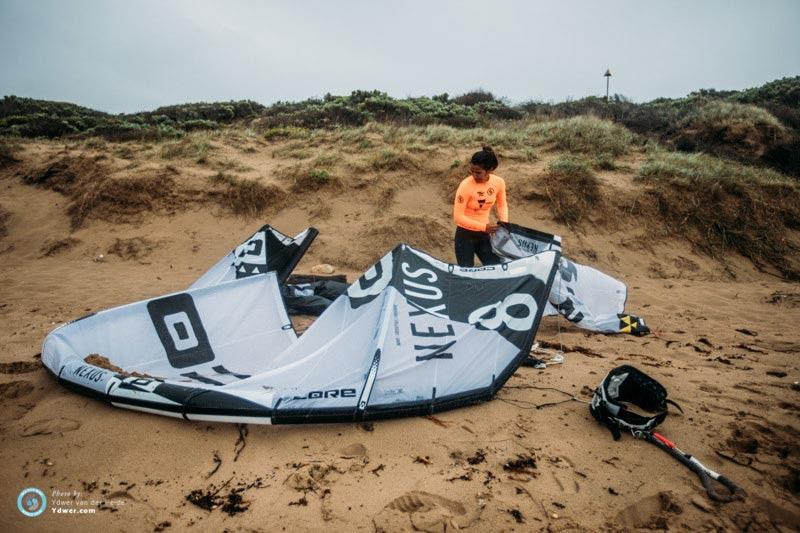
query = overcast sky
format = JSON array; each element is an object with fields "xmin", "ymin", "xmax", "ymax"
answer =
[{"xmin": 1, "ymin": 0, "xmax": 798, "ymax": 113}]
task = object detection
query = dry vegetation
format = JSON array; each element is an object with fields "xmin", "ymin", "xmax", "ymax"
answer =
[
  {"xmin": 533, "ymin": 156, "xmax": 604, "ymax": 228},
  {"xmin": 677, "ymin": 100, "xmax": 789, "ymax": 160},
  {"xmin": 0, "ymin": 204, "xmax": 10, "ymax": 239},
  {"xmin": 107, "ymin": 237, "xmax": 157, "ymax": 261},
  {"xmin": 635, "ymin": 149, "xmax": 800, "ymax": 279},
  {"xmin": 208, "ymin": 172, "xmax": 286, "ymax": 217},
  {"xmin": 3, "ymin": 87, "xmax": 799, "ymax": 280},
  {"xmin": 39, "ymin": 237, "xmax": 81, "ymax": 256}
]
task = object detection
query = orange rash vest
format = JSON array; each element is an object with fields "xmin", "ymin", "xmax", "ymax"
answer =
[{"xmin": 453, "ymin": 174, "xmax": 508, "ymax": 232}]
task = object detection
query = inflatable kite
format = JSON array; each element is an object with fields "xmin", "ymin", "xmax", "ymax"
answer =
[
  {"xmin": 491, "ymin": 222, "xmax": 649, "ymax": 336},
  {"xmin": 42, "ymin": 236, "xmax": 560, "ymax": 424},
  {"xmin": 190, "ymin": 225, "xmax": 318, "ymax": 289}
]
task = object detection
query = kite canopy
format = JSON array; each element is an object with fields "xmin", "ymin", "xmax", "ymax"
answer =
[
  {"xmin": 42, "ymin": 243, "xmax": 560, "ymax": 424},
  {"xmin": 492, "ymin": 222, "xmax": 647, "ymax": 335},
  {"xmin": 190, "ymin": 225, "xmax": 318, "ymax": 289}
]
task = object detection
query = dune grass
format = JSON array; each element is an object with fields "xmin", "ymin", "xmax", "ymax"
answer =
[
  {"xmin": 677, "ymin": 100, "xmax": 788, "ymax": 160},
  {"xmin": 531, "ymin": 116, "xmax": 637, "ymax": 157},
  {"xmin": 639, "ymin": 148, "xmax": 794, "ymax": 185},
  {"xmin": 0, "ymin": 139, "xmax": 20, "ymax": 168},
  {"xmin": 369, "ymin": 148, "xmax": 418, "ymax": 171},
  {"xmin": 160, "ymin": 135, "xmax": 216, "ymax": 162},
  {"xmin": 637, "ymin": 148, "xmax": 799, "ymax": 278},
  {"xmin": 209, "ymin": 172, "xmax": 285, "ymax": 217},
  {"xmin": 539, "ymin": 156, "xmax": 603, "ymax": 227}
]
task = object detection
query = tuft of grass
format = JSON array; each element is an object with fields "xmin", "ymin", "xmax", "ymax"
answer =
[
  {"xmin": 308, "ymin": 169, "xmax": 332, "ymax": 182},
  {"xmin": 262, "ymin": 126, "xmax": 312, "ymax": 141},
  {"xmin": 277, "ymin": 163, "xmax": 342, "ymax": 192},
  {"xmin": 639, "ymin": 148, "xmax": 792, "ymax": 185},
  {"xmin": 213, "ymin": 158, "xmax": 253, "ymax": 173},
  {"xmin": 424, "ymin": 124, "xmax": 459, "ymax": 144},
  {"xmin": 593, "ymin": 154, "xmax": 617, "ymax": 170},
  {"xmin": 107, "ymin": 237, "xmax": 156, "ymax": 261},
  {"xmin": 533, "ymin": 116, "xmax": 636, "ymax": 157},
  {"xmin": 538, "ymin": 156, "xmax": 602, "ymax": 227},
  {"xmin": 278, "ymin": 147, "xmax": 313, "ymax": 160},
  {"xmin": 208, "ymin": 171, "xmax": 237, "ymax": 186},
  {"xmin": 311, "ymin": 153, "xmax": 341, "ymax": 167},
  {"xmin": 39, "ymin": 237, "xmax": 80, "ymax": 256},
  {"xmin": 209, "ymin": 173, "xmax": 285, "ymax": 217},
  {"xmin": 160, "ymin": 136, "xmax": 215, "ymax": 162},
  {"xmin": 369, "ymin": 149, "xmax": 417, "ymax": 171},
  {"xmin": 296, "ymin": 168, "xmax": 340, "ymax": 192},
  {"xmin": 636, "ymin": 149, "xmax": 800, "ymax": 279},
  {"xmin": 82, "ymin": 138, "xmax": 107, "ymax": 150},
  {"xmin": 0, "ymin": 139, "xmax": 21, "ymax": 168},
  {"xmin": 506, "ymin": 149, "xmax": 539, "ymax": 163}
]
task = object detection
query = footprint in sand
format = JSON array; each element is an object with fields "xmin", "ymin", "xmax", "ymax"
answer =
[
  {"xmin": 0, "ymin": 380, "xmax": 34, "ymax": 400},
  {"xmin": 614, "ymin": 491, "xmax": 683, "ymax": 529},
  {"xmin": 20, "ymin": 418, "xmax": 81, "ymax": 437},
  {"xmin": 373, "ymin": 491, "xmax": 480, "ymax": 533},
  {"xmin": 339, "ymin": 443, "xmax": 368, "ymax": 460}
]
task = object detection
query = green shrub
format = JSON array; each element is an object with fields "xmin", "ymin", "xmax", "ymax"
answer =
[
  {"xmin": 182, "ymin": 119, "xmax": 219, "ymax": 131},
  {"xmin": 451, "ymin": 90, "xmax": 498, "ymax": 106},
  {"xmin": 262, "ymin": 126, "xmax": 311, "ymax": 140}
]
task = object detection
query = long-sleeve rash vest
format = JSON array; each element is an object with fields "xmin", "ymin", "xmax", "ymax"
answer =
[{"xmin": 453, "ymin": 174, "xmax": 508, "ymax": 232}]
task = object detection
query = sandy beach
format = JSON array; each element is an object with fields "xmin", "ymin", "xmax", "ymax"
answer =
[{"xmin": 1, "ymin": 133, "xmax": 798, "ymax": 532}]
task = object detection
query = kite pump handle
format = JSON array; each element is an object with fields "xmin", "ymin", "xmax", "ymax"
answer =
[
  {"xmin": 640, "ymin": 431, "xmax": 746, "ymax": 503},
  {"xmin": 698, "ymin": 472, "xmax": 746, "ymax": 503}
]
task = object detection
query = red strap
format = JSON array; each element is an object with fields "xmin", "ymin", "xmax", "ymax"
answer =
[{"xmin": 652, "ymin": 431, "xmax": 675, "ymax": 449}]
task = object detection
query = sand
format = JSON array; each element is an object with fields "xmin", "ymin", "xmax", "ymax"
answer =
[{"xmin": 0, "ymin": 135, "xmax": 798, "ymax": 531}]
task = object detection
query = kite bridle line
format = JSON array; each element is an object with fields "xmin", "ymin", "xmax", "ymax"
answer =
[{"xmin": 525, "ymin": 267, "xmax": 566, "ymax": 368}]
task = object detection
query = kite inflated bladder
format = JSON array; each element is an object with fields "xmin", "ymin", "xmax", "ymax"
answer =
[{"xmin": 590, "ymin": 365, "xmax": 746, "ymax": 503}]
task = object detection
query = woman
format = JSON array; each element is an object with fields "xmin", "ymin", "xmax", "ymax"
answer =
[{"xmin": 452, "ymin": 146, "xmax": 508, "ymax": 267}]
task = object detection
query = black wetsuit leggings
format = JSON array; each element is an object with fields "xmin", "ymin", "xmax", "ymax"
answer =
[{"xmin": 454, "ymin": 226, "xmax": 501, "ymax": 267}]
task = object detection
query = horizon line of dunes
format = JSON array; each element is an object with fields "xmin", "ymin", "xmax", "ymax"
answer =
[{"xmin": 0, "ymin": 76, "xmax": 798, "ymax": 177}]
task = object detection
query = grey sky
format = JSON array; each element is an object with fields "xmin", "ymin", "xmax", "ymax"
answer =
[{"xmin": 1, "ymin": 0, "xmax": 798, "ymax": 113}]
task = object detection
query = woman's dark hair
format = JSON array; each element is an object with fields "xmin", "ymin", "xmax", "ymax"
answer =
[{"xmin": 470, "ymin": 145, "xmax": 498, "ymax": 170}]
